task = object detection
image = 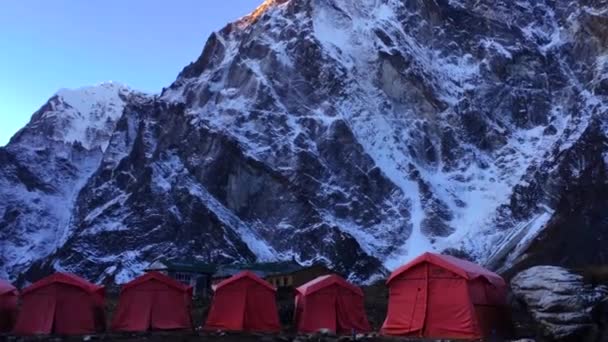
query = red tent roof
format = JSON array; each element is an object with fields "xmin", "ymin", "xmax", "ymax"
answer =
[
  {"xmin": 296, "ymin": 274, "xmax": 363, "ymax": 296},
  {"xmin": 387, "ymin": 252, "xmax": 505, "ymax": 286},
  {"xmin": 22, "ymin": 273, "xmax": 103, "ymax": 295},
  {"xmin": 112, "ymin": 271, "xmax": 193, "ymax": 332},
  {"xmin": 14, "ymin": 273, "xmax": 106, "ymax": 335},
  {"xmin": 214, "ymin": 271, "xmax": 276, "ymax": 292},
  {"xmin": 121, "ymin": 271, "xmax": 191, "ymax": 293},
  {"xmin": 295, "ymin": 274, "xmax": 370, "ymax": 334},
  {"xmin": 205, "ymin": 270, "xmax": 280, "ymax": 333},
  {"xmin": 0, "ymin": 279, "xmax": 16, "ymax": 296}
]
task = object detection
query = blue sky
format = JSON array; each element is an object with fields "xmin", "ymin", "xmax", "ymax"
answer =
[{"xmin": 0, "ymin": 0, "xmax": 262, "ymax": 146}]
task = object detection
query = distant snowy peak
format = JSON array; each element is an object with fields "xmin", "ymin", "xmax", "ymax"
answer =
[
  {"xmin": 54, "ymin": 82, "xmax": 132, "ymax": 119},
  {"xmin": 17, "ymin": 82, "xmax": 149, "ymax": 151}
]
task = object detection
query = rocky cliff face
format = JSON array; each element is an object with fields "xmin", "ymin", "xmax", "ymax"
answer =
[
  {"xmin": 1, "ymin": 0, "xmax": 607, "ymax": 284},
  {"xmin": 511, "ymin": 266, "xmax": 608, "ymax": 341}
]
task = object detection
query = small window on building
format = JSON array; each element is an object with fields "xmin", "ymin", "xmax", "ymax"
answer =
[{"xmin": 175, "ymin": 272, "xmax": 191, "ymax": 284}]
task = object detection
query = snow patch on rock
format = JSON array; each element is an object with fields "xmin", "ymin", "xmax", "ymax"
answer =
[
  {"xmin": 512, "ymin": 266, "xmax": 608, "ymax": 340},
  {"xmin": 46, "ymin": 82, "xmax": 141, "ymax": 151}
]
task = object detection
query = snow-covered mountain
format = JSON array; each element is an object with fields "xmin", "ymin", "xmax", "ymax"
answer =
[
  {"xmin": 2, "ymin": 0, "xmax": 607, "ymax": 284},
  {"xmin": 0, "ymin": 83, "xmax": 150, "ymax": 280}
]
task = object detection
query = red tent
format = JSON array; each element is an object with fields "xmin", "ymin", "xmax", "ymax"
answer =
[
  {"xmin": 13, "ymin": 273, "xmax": 105, "ymax": 336},
  {"xmin": 112, "ymin": 272, "xmax": 193, "ymax": 332},
  {"xmin": 294, "ymin": 274, "xmax": 371, "ymax": 334},
  {"xmin": 204, "ymin": 271, "xmax": 280, "ymax": 333},
  {"xmin": 382, "ymin": 252, "xmax": 510, "ymax": 340},
  {"xmin": 0, "ymin": 279, "xmax": 18, "ymax": 333}
]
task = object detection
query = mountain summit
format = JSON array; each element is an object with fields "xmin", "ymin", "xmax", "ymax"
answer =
[
  {"xmin": 11, "ymin": 82, "xmax": 141, "ymax": 151},
  {"xmin": 1, "ymin": 0, "xmax": 607, "ymax": 283}
]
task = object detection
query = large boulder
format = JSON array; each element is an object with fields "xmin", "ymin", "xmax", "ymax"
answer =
[{"xmin": 511, "ymin": 266, "xmax": 608, "ymax": 341}]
